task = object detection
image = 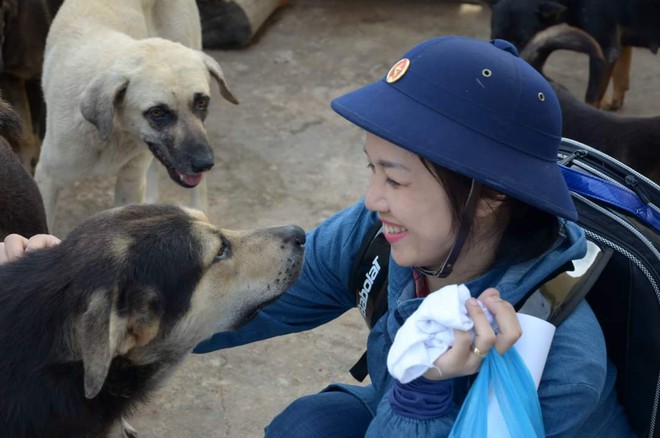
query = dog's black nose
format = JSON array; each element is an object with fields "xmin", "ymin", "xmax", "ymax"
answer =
[
  {"xmin": 191, "ymin": 153, "xmax": 215, "ymax": 173},
  {"xmin": 272, "ymin": 225, "xmax": 306, "ymax": 247}
]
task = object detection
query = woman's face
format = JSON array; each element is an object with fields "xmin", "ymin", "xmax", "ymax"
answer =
[{"xmin": 364, "ymin": 133, "xmax": 456, "ymax": 268}]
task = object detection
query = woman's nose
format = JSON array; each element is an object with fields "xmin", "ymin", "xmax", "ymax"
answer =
[{"xmin": 364, "ymin": 177, "xmax": 387, "ymax": 213}]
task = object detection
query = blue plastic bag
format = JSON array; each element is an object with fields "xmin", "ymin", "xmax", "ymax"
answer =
[{"xmin": 449, "ymin": 348, "xmax": 544, "ymax": 438}]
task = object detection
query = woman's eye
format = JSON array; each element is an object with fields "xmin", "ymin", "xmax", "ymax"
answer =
[
  {"xmin": 213, "ymin": 243, "xmax": 231, "ymax": 263},
  {"xmin": 386, "ymin": 178, "xmax": 402, "ymax": 188}
]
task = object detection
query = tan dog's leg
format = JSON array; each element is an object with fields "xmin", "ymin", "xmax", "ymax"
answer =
[
  {"xmin": 602, "ymin": 46, "xmax": 632, "ymax": 111},
  {"xmin": 145, "ymin": 158, "xmax": 160, "ymax": 204},
  {"xmin": 114, "ymin": 153, "xmax": 153, "ymax": 206},
  {"xmin": 34, "ymin": 160, "xmax": 62, "ymax": 231},
  {"xmin": 190, "ymin": 178, "xmax": 209, "ymax": 214}
]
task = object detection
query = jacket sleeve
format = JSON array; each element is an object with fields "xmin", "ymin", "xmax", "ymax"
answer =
[{"xmin": 194, "ymin": 200, "xmax": 378, "ymax": 353}]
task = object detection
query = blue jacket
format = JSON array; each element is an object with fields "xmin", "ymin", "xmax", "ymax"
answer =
[{"xmin": 195, "ymin": 200, "xmax": 632, "ymax": 437}]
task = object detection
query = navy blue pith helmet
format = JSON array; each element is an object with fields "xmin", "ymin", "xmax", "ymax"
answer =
[{"xmin": 331, "ymin": 36, "xmax": 578, "ymax": 221}]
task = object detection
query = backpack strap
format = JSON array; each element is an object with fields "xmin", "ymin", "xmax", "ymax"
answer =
[
  {"xmin": 543, "ymin": 240, "xmax": 614, "ymax": 326},
  {"xmin": 349, "ymin": 221, "xmax": 390, "ymax": 328},
  {"xmin": 349, "ymin": 221, "xmax": 391, "ymax": 381}
]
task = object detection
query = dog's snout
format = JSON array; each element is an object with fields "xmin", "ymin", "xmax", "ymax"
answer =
[{"xmin": 273, "ymin": 225, "xmax": 306, "ymax": 247}]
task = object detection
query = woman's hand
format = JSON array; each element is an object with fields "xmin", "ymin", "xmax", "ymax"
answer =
[
  {"xmin": 424, "ymin": 288, "xmax": 521, "ymax": 380},
  {"xmin": 0, "ymin": 233, "xmax": 61, "ymax": 265}
]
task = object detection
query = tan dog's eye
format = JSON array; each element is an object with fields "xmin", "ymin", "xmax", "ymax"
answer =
[
  {"xmin": 195, "ymin": 97, "xmax": 209, "ymax": 111},
  {"xmin": 148, "ymin": 107, "xmax": 165, "ymax": 119}
]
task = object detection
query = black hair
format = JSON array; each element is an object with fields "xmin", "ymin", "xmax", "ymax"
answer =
[{"xmin": 422, "ymin": 159, "xmax": 559, "ymax": 264}]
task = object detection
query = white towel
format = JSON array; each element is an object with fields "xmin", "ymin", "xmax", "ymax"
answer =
[{"xmin": 386, "ymin": 284, "xmax": 498, "ymax": 384}]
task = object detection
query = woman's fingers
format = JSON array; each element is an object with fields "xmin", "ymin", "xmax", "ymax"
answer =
[
  {"xmin": 0, "ymin": 234, "xmax": 61, "ymax": 265},
  {"xmin": 479, "ymin": 288, "xmax": 522, "ymax": 354},
  {"xmin": 25, "ymin": 234, "xmax": 61, "ymax": 252},
  {"xmin": 426, "ymin": 288, "xmax": 522, "ymax": 380},
  {"xmin": 0, "ymin": 234, "xmax": 29, "ymax": 264},
  {"xmin": 466, "ymin": 297, "xmax": 496, "ymax": 354}
]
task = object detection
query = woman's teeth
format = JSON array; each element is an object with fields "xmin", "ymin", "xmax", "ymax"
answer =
[{"xmin": 384, "ymin": 224, "xmax": 408, "ymax": 234}]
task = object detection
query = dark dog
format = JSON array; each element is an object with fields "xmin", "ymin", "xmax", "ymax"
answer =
[
  {"xmin": 0, "ymin": 204, "xmax": 304, "ymax": 437},
  {"xmin": 521, "ymin": 24, "xmax": 660, "ymax": 184},
  {"xmin": 0, "ymin": 0, "xmax": 63, "ymax": 172},
  {"xmin": 197, "ymin": 0, "xmax": 288, "ymax": 48},
  {"xmin": 0, "ymin": 94, "xmax": 48, "ymax": 239},
  {"xmin": 485, "ymin": 0, "xmax": 660, "ymax": 110}
]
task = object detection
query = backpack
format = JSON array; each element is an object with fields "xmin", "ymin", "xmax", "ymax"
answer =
[{"xmin": 349, "ymin": 138, "xmax": 660, "ymax": 438}]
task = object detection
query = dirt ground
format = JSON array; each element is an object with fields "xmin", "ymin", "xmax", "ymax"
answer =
[{"xmin": 46, "ymin": 1, "xmax": 660, "ymax": 436}]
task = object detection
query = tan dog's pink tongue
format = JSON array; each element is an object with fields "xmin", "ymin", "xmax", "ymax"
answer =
[{"xmin": 180, "ymin": 173, "xmax": 203, "ymax": 186}]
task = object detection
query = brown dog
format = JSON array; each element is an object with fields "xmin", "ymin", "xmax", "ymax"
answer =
[
  {"xmin": 521, "ymin": 24, "xmax": 660, "ymax": 184},
  {"xmin": 0, "ymin": 0, "xmax": 63, "ymax": 172},
  {"xmin": 0, "ymin": 204, "xmax": 304, "ymax": 437},
  {"xmin": 0, "ymin": 94, "xmax": 48, "ymax": 239}
]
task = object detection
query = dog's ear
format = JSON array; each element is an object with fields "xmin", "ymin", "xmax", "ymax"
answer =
[
  {"xmin": 78, "ymin": 288, "xmax": 123, "ymax": 399},
  {"xmin": 199, "ymin": 52, "xmax": 240, "ymax": 105},
  {"xmin": 80, "ymin": 71, "xmax": 130, "ymax": 141},
  {"xmin": 78, "ymin": 286, "xmax": 162, "ymax": 399}
]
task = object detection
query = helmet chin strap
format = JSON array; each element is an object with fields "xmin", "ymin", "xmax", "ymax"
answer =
[{"xmin": 415, "ymin": 179, "xmax": 482, "ymax": 279}]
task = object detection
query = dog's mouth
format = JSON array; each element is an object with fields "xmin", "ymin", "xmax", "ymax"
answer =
[
  {"xmin": 146, "ymin": 141, "xmax": 204, "ymax": 188},
  {"xmin": 237, "ymin": 295, "xmax": 284, "ymax": 327}
]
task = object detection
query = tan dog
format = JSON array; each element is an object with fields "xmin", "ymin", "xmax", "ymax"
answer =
[
  {"xmin": 35, "ymin": 0, "xmax": 239, "ymax": 230},
  {"xmin": 0, "ymin": 204, "xmax": 304, "ymax": 436}
]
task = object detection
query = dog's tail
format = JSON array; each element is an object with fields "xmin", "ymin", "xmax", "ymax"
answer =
[{"xmin": 520, "ymin": 23, "xmax": 605, "ymax": 74}]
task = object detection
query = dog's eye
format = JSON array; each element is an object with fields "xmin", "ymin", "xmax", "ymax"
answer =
[
  {"xmin": 147, "ymin": 107, "xmax": 166, "ymax": 119},
  {"xmin": 213, "ymin": 240, "xmax": 231, "ymax": 263},
  {"xmin": 195, "ymin": 97, "xmax": 209, "ymax": 111}
]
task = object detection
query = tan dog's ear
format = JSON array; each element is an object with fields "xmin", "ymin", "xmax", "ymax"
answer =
[
  {"xmin": 78, "ymin": 286, "xmax": 162, "ymax": 399},
  {"xmin": 199, "ymin": 52, "xmax": 239, "ymax": 105},
  {"xmin": 80, "ymin": 71, "xmax": 130, "ymax": 141}
]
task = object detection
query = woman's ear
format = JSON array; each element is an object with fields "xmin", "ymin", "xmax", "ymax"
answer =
[{"xmin": 475, "ymin": 192, "xmax": 507, "ymax": 218}]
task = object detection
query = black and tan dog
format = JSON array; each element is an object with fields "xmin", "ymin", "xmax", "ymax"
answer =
[
  {"xmin": 0, "ymin": 204, "xmax": 304, "ymax": 437},
  {"xmin": 484, "ymin": 0, "xmax": 660, "ymax": 110},
  {"xmin": 521, "ymin": 24, "xmax": 660, "ymax": 184}
]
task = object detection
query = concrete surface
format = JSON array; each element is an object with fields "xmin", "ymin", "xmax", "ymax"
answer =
[{"xmin": 48, "ymin": 1, "xmax": 660, "ymax": 436}]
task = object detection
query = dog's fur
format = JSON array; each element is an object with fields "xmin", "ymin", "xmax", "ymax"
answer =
[
  {"xmin": 521, "ymin": 24, "xmax": 660, "ymax": 184},
  {"xmin": 484, "ymin": 0, "xmax": 660, "ymax": 110},
  {"xmin": 35, "ymin": 0, "xmax": 239, "ymax": 231},
  {"xmin": 0, "ymin": 94, "xmax": 48, "ymax": 239},
  {"xmin": 0, "ymin": 0, "xmax": 63, "ymax": 173},
  {"xmin": 0, "ymin": 204, "xmax": 304, "ymax": 437}
]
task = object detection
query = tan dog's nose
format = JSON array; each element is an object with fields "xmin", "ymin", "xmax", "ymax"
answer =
[{"xmin": 191, "ymin": 150, "xmax": 214, "ymax": 173}]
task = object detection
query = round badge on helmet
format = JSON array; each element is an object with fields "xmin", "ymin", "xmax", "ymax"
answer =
[{"xmin": 386, "ymin": 58, "xmax": 410, "ymax": 83}]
